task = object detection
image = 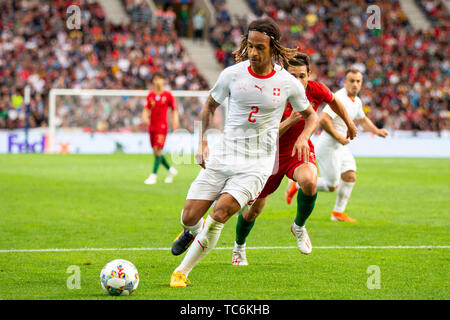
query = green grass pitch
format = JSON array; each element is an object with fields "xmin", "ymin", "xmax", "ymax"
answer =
[{"xmin": 0, "ymin": 154, "xmax": 449, "ymax": 300}]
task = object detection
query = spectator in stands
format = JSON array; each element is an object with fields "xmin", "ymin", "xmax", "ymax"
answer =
[
  {"xmin": 179, "ymin": 4, "xmax": 189, "ymax": 38},
  {"xmin": 193, "ymin": 10, "xmax": 205, "ymax": 43}
]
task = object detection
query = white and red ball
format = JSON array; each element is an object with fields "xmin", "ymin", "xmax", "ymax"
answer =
[{"xmin": 100, "ymin": 259, "xmax": 139, "ymax": 296}]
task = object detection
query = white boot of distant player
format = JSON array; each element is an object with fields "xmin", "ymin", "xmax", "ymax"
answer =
[
  {"xmin": 232, "ymin": 242, "xmax": 248, "ymax": 266},
  {"xmin": 291, "ymin": 222, "xmax": 312, "ymax": 254},
  {"xmin": 144, "ymin": 173, "xmax": 157, "ymax": 185},
  {"xmin": 174, "ymin": 215, "xmax": 224, "ymax": 277},
  {"xmin": 164, "ymin": 167, "xmax": 178, "ymax": 183}
]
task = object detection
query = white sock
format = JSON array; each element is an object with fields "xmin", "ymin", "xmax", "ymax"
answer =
[
  {"xmin": 317, "ymin": 177, "xmax": 332, "ymax": 192},
  {"xmin": 292, "ymin": 221, "xmax": 303, "ymax": 229},
  {"xmin": 234, "ymin": 241, "xmax": 245, "ymax": 250},
  {"xmin": 175, "ymin": 215, "xmax": 224, "ymax": 277},
  {"xmin": 333, "ymin": 180, "xmax": 355, "ymax": 213},
  {"xmin": 180, "ymin": 210, "xmax": 204, "ymax": 236}
]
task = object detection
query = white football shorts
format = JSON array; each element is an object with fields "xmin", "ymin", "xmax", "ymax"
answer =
[
  {"xmin": 315, "ymin": 137, "xmax": 357, "ymax": 187},
  {"xmin": 186, "ymin": 163, "xmax": 272, "ymax": 209}
]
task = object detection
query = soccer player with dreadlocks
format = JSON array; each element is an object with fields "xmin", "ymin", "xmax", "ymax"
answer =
[{"xmin": 169, "ymin": 18, "xmax": 319, "ymax": 288}]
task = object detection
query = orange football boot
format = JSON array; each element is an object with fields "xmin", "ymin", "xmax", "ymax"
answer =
[
  {"xmin": 331, "ymin": 211, "xmax": 357, "ymax": 222},
  {"xmin": 285, "ymin": 180, "xmax": 299, "ymax": 204}
]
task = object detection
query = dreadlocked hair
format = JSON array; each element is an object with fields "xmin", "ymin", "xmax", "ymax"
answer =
[{"xmin": 232, "ymin": 17, "xmax": 298, "ymax": 68}]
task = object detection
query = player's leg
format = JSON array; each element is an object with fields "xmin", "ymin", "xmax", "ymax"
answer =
[
  {"xmin": 171, "ymin": 167, "xmax": 226, "ymax": 256},
  {"xmin": 171, "ymin": 199, "xmax": 213, "ymax": 256},
  {"xmin": 155, "ymin": 134, "xmax": 178, "ymax": 183},
  {"xmin": 232, "ymin": 170, "xmax": 283, "ymax": 265},
  {"xmin": 171, "ymin": 193, "xmax": 241, "ymax": 287},
  {"xmin": 170, "ymin": 171, "xmax": 268, "ymax": 287},
  {"xmin": 144, "ymin": 144, "xmax": 163, "ymax": 184},
  {"xmin": 293, "ymin": 163, "xmax": 318, "ymax": 226},
  {"xmin": 332, "ymin": 146, "xmax": 357, "ymax": 222},
  {"xmin": 163, "ymin": 165, "xmax": 178, "ymax": 183},
  {"xmin": 149, "ymin": 132, "xmax": 177, "ymax": 183},
  {"xmin": 145, "ymin": 129, "xmax": 165, "ymax": 184},
  {"xmin": 232, "ymin": 197, "xmax": 267, "ymax": 266},
  {"xmin": 290, "ymin": 162, "xmax": 317, "ymax": 254},
  {"xmin": 237, "ymin": 197, "xmax": 267, "ymax": 242},
  {"xmin": 316, "ymin": 141, "xmax": 340, "ymax": 192}
]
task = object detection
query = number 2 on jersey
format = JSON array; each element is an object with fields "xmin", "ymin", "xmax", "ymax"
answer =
[{"xmin": 248, "ymin": 106, "xmax": 259, "ymax": 123}]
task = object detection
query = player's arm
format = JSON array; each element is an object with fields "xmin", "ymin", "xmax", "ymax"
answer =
[
  {"xmin": 142, "ymin": 107, "xmax": 150, "ymax": 126},
  {"xmin": 320, "ymin": 112, "xmax": 350, "ymax": 145},
  {"xmin": 291, "ymin": 106, "xmax": 319, "ymax": 163},
  {"xmin": 288, "ymin": 80, "xmax": 319, "ymax": 163},
  {"xmin": 171, "ymin": 108, "xmax": 180, "ymax": 131},
  {"xmin": 169, "ymin": 93, "xmax": 180, "ymax": 131},
  {"xmin": 327, "ymin": 96, "xmax": 357, "ymax": 140},
  {"xmin": 195, "ymin": 95, "xmax": 220, "ymax": 168},
  {"xmin": 197, "ymin": 66, "xmax": 231, "ymax": 168},
  {"xmin": 279, "ymin": 110, "xmax": 302, "ymax": 137},
  {"xmin": 357, "ymin": 116, "xmax": 389, "ymax": 138}
]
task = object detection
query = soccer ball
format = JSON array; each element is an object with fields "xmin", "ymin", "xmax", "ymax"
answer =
[{"xmin": 100, "ymin": 259, "xmax": 139, "ymax": 296}]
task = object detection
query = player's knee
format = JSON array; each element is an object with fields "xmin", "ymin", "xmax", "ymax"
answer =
[
  {"xmin": 299, "ymin": 178, "xmax": 317, "ymax": 195},
  {"xmin": 181, "ymin": 211, "xmax": 197, "ymax": 226},
  {"xmin": 244, "ymin": 206, "xmax": 261, "ymax": 222},
  {"xmin": 342, "ymin": 171, "xmax": 356, "ymax": 183},
  {"xmin": 153, "ymin": 147, "xmax": 162, "ymax": 156},
  {"xmin": 212, "ymin": 206, "xmax": 232, "ymax": 223},
  {"xmin": 328, "ymin": 185, "xmax": 338, "ymax": 192},
  {"xmin": 242, "ymin": 211, "xmax": 258, "ymax": 222},
  {"xmin": 181, "ymin": 205, "xmax": 201, "ymax": 226}
]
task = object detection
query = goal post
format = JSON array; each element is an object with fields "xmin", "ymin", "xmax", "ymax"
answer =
[{"xmin": 47, "ymin": 88, "xmax": 221, "ymax": 154}]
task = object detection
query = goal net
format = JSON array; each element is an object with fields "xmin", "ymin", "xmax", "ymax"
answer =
[{"xmin": 48, "ymin": 89, "xmax": 226, "ymax": 154}]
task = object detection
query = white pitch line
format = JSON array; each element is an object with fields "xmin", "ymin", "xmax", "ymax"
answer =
[{"xmin": 0, "ymin": 245, "xmax": 449, "ymax": 253}]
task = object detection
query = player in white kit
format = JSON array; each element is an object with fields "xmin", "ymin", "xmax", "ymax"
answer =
[
  {"xmin": 316, "ymin": 69, "xmax": 388, "ymax": 222},
  {"xmin": 169, "ymin": 18, "xmax": 319, "ymax": 287}
]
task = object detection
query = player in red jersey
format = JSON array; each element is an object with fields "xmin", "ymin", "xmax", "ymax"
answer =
[
  {"xmin": 142, "ymin": 72, "xmax": 180, "ymax": 185},
  {"xmin": 232, "ymin": 53, "xmax": 358, "ymax": 264}
]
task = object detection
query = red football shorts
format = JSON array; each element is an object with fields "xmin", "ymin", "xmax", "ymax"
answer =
[
  {"xmin": 259, "ymin": 142, "xmax": 316, "ymax": 198},
  {"xmin": 149, "ymin": 130, "xmax": 167, "ymax": 149}
]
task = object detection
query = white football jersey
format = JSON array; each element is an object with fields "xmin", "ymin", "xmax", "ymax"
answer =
[
  {"xmin": 321, "ymin": 87, "xmax": 365, "ymax": 143},
  {"xmin": 208, "ymin": 60, "xmax": 310, "ymax": 167}
]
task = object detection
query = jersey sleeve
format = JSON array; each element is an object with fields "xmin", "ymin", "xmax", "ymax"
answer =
[
  {"xmin": 287, "ymin": 78, "xmax": 310, "ymax": 112},
  {"xmin": 323, "ymin": 89, "xmax": 342, "ymax": 119},
  {"xmin": 209, "ymin": 67, "xmax": 232, "ymax": 105},
  {"xmin": 355, "ymin": 99, "xmax": 365, "ymax": 120},
  {"xmin": 144, "ymin": 93, "xmax": 152, "ymax": 110},
  {"xmin": 168, "ymin": 92, "xmax": 177, "ymax": 110},
  {"xmin": 317, "ymin": 82, "xmax": 334, "ymax": 104}
]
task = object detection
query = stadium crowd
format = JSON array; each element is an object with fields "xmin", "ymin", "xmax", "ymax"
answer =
[
  {"xmin": 0, "ymin": 0, "xmax": 209, "ymax": 131},
  {"xmin": 210, "ymin": 0, "xmax": 448, "ymax": 132},
  {"xmin": 0, "ymin": 0, "xmax": 447, "ymax": 133},
  {"xmin": 416, "ymin": 0, "xmax": 450, "ymax": 28}
]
